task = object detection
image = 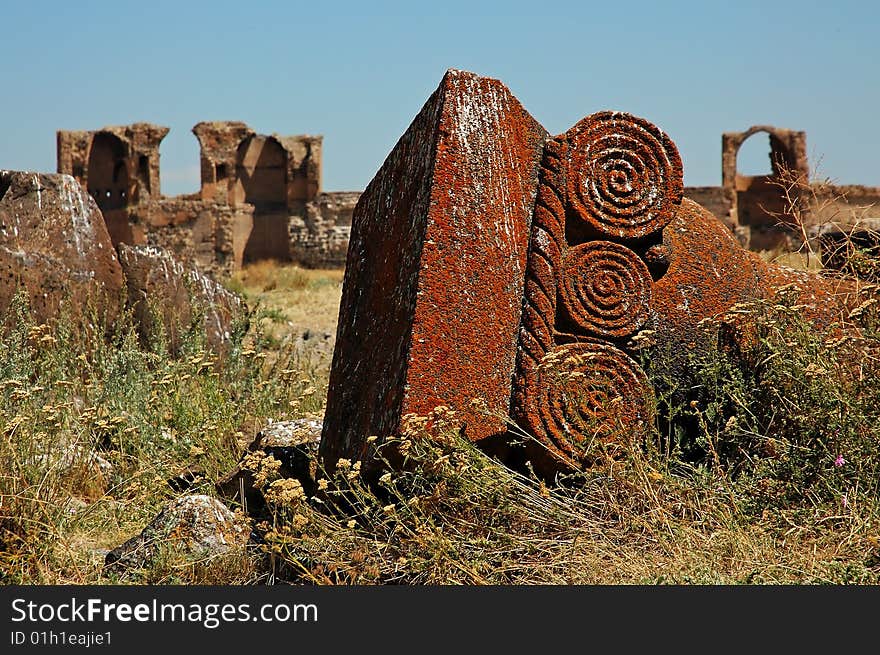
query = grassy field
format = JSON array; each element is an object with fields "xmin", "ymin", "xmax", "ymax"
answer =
[
  {"xmin": 227, "ymin": 260, "xmax": 345, "ymax": 346},
  {"xmin": 1, "ymin": 260, "xmax": 879, "ymax": 584}
]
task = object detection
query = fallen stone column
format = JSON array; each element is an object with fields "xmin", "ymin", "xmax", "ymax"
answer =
[{"xmin": 320, "ymin": 71, "xmax": 864, "ymax": 481}]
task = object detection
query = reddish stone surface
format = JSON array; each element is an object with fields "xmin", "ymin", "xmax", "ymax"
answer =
[
  {"xmin": 320, "ymin": 73, "xmax": 863, "ymax": 479},
  {"xmin": 524, "ymin": 340, "xmax": 655, "ymax": 469},
  {"xmin": 511, "ymin": 113, "xmax": 859, "ymax": 476},
  {"xmin": 560, "ymin": 240, "xmax": 653, "ymax": 338},
  {"xmin": 320, "ymin": 69, "xmax": 548, "ymax": 472},
  {"xmin": 0, "ymin": 171, "xmax": 124, "ymax": 325}
]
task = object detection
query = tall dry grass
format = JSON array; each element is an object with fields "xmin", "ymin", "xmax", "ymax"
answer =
[{"xmin": 2, "ymin": 258, "xmax": 879, "ymax": 585}]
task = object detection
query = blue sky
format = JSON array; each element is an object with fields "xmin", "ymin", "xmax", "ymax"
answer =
[{"xmin": 1, "ymin": 0, "xmax": 876, "ymax": 195}]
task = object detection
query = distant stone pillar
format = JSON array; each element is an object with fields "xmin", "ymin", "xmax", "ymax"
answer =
[
  {"xmin": 192, "ymin": 122, "xmax": 255, "ymax": 205},
  {"xmin": 56, "ymin": 130, "xmax": 91, "ymax": 184}
]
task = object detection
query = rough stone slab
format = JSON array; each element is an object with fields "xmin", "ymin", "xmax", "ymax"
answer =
[
  {"xmin": 321, "ymin": 69, "xmax": 548, "ymax": 471},
  {"xmin": 105, "ymin": 495, "xmax": 248, "ymax": 573},
  {"xmin": 0, "ymin": 171, "xmax": 124, "ymax": 324},
  {"xmin": 117, "ymin": 244, "xmax": 245, "ymax": 355}
]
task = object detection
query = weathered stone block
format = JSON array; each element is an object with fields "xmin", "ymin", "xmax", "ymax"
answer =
[
  {"xmin": 320, "ymin": 69, "xmax": 548, "ymax": 471},
  {"xmin": 217, "ymin": 418, "xmax": 323, "ymax": 512},
  {"xmin": 0, "ymin": 171, "xmax": 124, "ymax": 324},
  {"xmin": 322, "ymin": 73, "xmax": 864, "ymax": 481},
  {"xmin": 117, "ymin": 244, "xmax": 245, "ymax": 355}
]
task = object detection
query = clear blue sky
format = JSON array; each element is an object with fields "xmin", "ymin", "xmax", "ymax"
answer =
[{"xmin": 1, "ymin": 0, "xmax": 877, "ymax": 195}]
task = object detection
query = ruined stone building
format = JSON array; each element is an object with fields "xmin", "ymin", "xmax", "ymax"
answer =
[
  {"xmin": 57, "ymin": 122, "xmax": 358, "ymax": 277},
  {"xmin": 683, "ymin": 125, "xmax": 880, "ymax": 252},
  {"xmin": 57, "ymin": 121, "xmax": 880, "ymax": 278}
]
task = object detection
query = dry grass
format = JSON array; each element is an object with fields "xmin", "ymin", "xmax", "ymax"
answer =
[
  {"xmin": 228, "ymin": 261, "xmax": 344, "ymax": 346},
  {"xmin": 255, "ymin": 404, "xmax": 880, "ymax": 584},
  {"xmin": 0, "ymin": 279, "xmax": 330, "ymax": 584},
  {"xmin": 2, "ymin": 257, "xmax": 880, "ymax": 585}
]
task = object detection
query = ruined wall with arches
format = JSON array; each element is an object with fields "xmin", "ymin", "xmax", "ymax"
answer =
[
  {"xmin": 58, "ymin": 121, "xmax": 878, "ymax": 273},
  {"xmin": 57, "ymin": 124, "xmax": 167, "ymax": 248},
  {"xmin": 58, "ymin": 121, "xmax": 358, "ymax": 275},
  {"xmin": 721, "ymin": 126, "xmax": 809, "ymax": 250},
  {"xmin": 684, "ymin": 125, "xmax": 880, "ymax": 254}
]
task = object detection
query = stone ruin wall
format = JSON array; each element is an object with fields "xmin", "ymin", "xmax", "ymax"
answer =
[
  {"xmin": 57, "ymin": 122, "xmax": 358, "ymax": 278},
  {"xmin": 56, "ymin": 120, "xmax": 880, "ymax": 279},
  {"xmin": 129, "ymin": 198, "xmax": 254, "ymax": 279},
  {"xmin": 683, "ymin": 125, "xmax": 880, "ymax": 253},
  {"xmin": 288, "ymin": 191, "xmax": 360, "ymax": 268}
]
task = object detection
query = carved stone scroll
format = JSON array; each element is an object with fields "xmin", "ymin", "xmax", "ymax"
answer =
[
  {"xmin": 512, "ymin": 112, "xmax": 678, "ymax": 475},
  {"xmin": 560, "ymin": 240, "xmax": 652, "ymax": 339},
  {"xmin": 566, "ymin": 112, "xmax": 683, "ymax": 240}
]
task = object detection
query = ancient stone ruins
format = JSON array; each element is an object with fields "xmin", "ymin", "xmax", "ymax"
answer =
[
  {"xmin": 321, "ymin": 69, "xmax": 867, "ymax": 478},
  {"xmin": 57, "ymin": 122, "xmax": 359, "ymax": 276},
  {"xmin": 686, "ymin": 125, "xmax": 880, "ymax": 254},
  {"xmin": 51, "ymin": 112, "xmax": 880, "ymax": 282},
  {"xmin": 0, "ymin": 170, "xmax": 244, "ymax": 354}
]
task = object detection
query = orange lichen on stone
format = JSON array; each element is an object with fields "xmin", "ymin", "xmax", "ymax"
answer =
[
  {"xmin": 320, "ymin": 69, "xmax": 547, "ymax": 474},
  {"xmin": 565, "ymin": 112, "xmax": 683, "ymax": 240},
  {"xmin": 319, "ymin": 70, "xmax": 867, "ymax": 480},
  {"xmin": 649, "ymin": 197, "xmax": 861, "ymax": 389}
]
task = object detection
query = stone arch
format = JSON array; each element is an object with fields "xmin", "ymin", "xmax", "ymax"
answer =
[
  {"xmin": 236, "ymin": 135, "xmax": 290, "ymax": 262},
  {"xmin": 731, "ymin": 127, "xmax": 799, "ymax": 184},
  {"xmin": 235, "ymin": 134, "xmax": 287, "ymax": 209},
  {"xmin": 721, "ymin": 126, "xmax": 809, "ymax": 250},
  {"xmin": 87, "ymin": 132, "xmax": 130, "ymax": 211},
  {"xmin": 735, "ymin": 131, "xmax": 776, "ymax": 177}
]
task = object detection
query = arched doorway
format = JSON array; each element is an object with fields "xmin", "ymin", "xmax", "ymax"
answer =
[
  {"xmin": 87, "ymin": 132, "xmax": 135, "ymax": 246},
  {"xmin": 236, "ymin": 135, "xmax": 289, "ymax": 262},
  {"xmin": 729, "ymin": 127, "xmax": 805, "ymax": 250}
]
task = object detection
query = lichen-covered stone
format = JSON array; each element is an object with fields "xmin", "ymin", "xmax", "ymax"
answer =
[
  {"xmin": 512, "ymin": 112, "xmax": 861, "ymax": 476},
  {"xmin": 0, "ymin": 170, "xmax": 124, "ymax": 324},
  {"xmin": 105, "ymin": 495, "xmax": 249, "ymax": 572},
  {"xmin": 320, "ymin": 69, "xmax": 548, "ymax": 473},
  {"xmin": 319, "ymin": 71, "xmax": 866, "ymax": 480}
]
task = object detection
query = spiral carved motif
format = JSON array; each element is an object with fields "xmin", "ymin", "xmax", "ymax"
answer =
[
  {"xmin": 566, "ymin": 111, "xmax": 683, "ymax": 240},
  {"xmin": 533, "ymin": 342, "xmax": 654, "ymax": 467},
  {"xmin": 560, "ymin": 240, "xmax": 652, "ymax": 339}
]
